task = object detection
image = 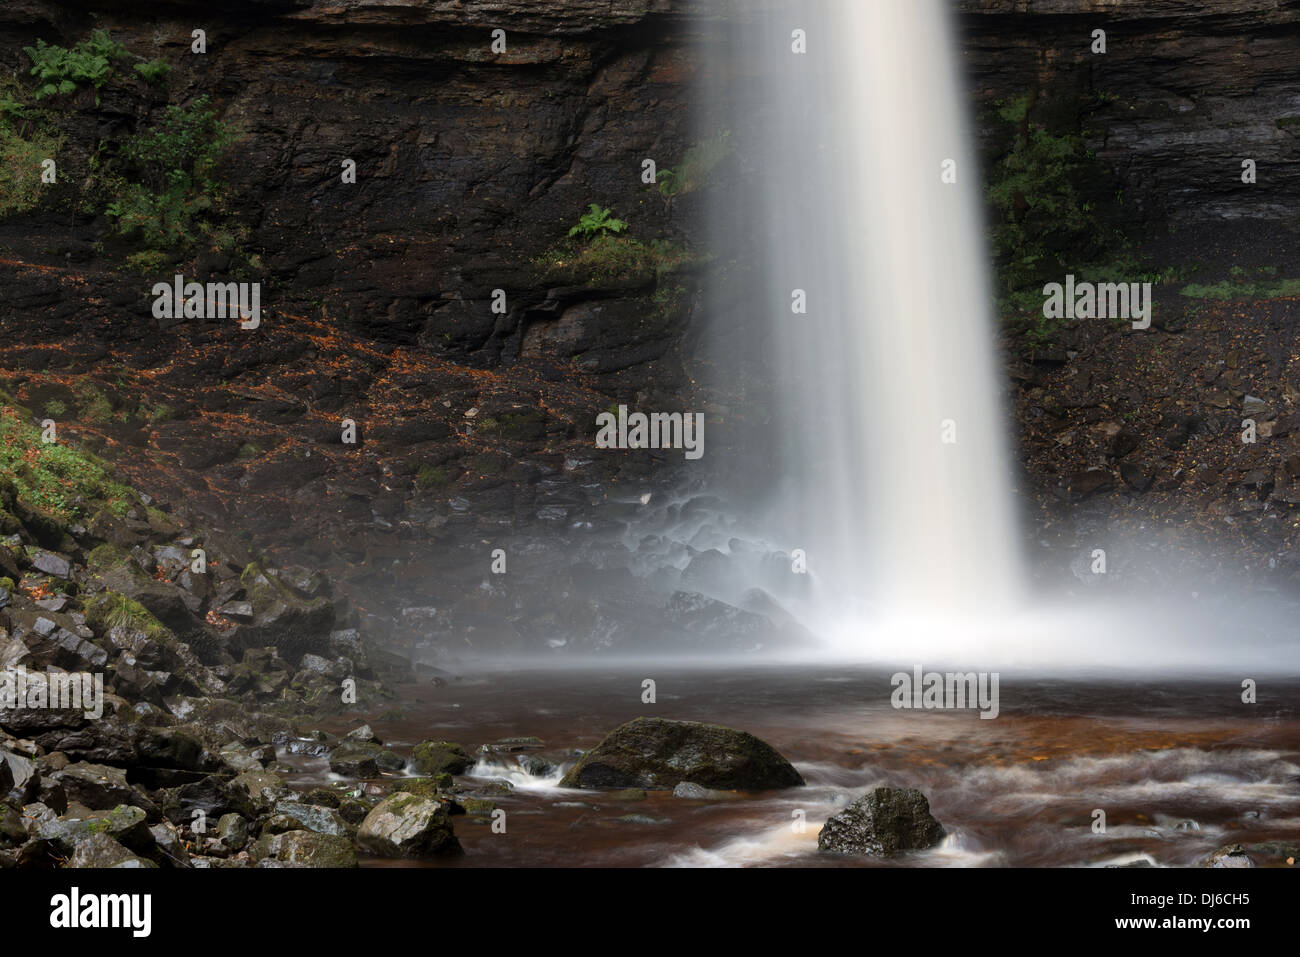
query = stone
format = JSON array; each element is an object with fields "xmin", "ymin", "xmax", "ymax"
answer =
[
  {"xmin": 253, "ymin": 829, "xmax": 357, "ymax": 868},
  {"xmin": 67, "ymin": 832, "xmax": 157, "ymax": 868},
  {"xmin": 817, "ymin": 787, "xmax": 946, "ymax": 857},
  {"xmin": 411, "ymin": 740, "xmax": 473, "ymax": 776},
  {"xmin": 356, "ymin": 794, "xmax": 462, "ymax": 858},
  {"xmin": 558, "ymin": 717, "xmax": 804, "ymax": 791}
]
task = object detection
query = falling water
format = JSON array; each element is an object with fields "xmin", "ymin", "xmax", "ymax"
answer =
[{"xmin": 746, "ymin": 0, "xmax": 1022, "ymax": 640}]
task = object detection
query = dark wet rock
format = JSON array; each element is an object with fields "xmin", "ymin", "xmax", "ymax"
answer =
[
  {"xmin": 327, "ymin": 741, "xmax": 381, "ymax": 778},
  {"xmin": 236, "ymin": 562, "xmax": 335, "ymax": 663},
  {"xmin": 164, "ymin": 775, "xmax": 257, "ymax": 824},
  {"xmin": 356, "ymin": 794, "xmax": 462, "ymax": 859},
  {"xmin": 66, "ymin": 832, "xmax": 157, "ymax": 868},
  {"xmin": 253, "ymin": 829, "xmax": 357, "ymax": 868},
  {"xmin": 149, "ymin": 821, "xmax": 190, "ymax": 867},
  {"xmin": 38, "ymin": 805, "xmax": 154, "ymax": 856},
  {"xmin": 229, "ymin": 769, "xmax": 289, "ymax": 815},
  {"xmin": 0, "ymin": 804, "xmax": 26, "ymax": 847},
  {"xmin": 412, "ymin": 740, "xmax": 473, "ymax": 776},
  {"xmin": 268, "ymin": 801, "xmax": 351, "ymax": 837},
  {"xmin": 216, "ymin": 813, "xmax": 249, "ymax": 850},
  {"xmin": 817, "ymin": 787, "xmax": 946, "ymax": 857},
  {"xmin": 303, "ymin": 788, "xmax": 342, "ymax": 809},
  {"xmin": 516, "ymin": 754, "xmax": 557, "ymax": 777},
  {"xmin": 48, "ymin": 763, "xmax": 156, "ymax": 815},
  {"xmin": 558, "ymin": 717, "xmax": 805, "ymax": 791}
]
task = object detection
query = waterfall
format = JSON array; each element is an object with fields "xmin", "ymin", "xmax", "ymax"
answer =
[{"xmin": 741, "ymin": 0, "xmax": 1023, "ymax": 644}]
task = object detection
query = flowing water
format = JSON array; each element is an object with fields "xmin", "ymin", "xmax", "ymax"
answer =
[
  {"xmin": 281, "ymin": 666, "xmax": 1300, "ymax": 868},
  {"xmin": 749, "ymin": 0, "xmax": 1022, "ymax": 637},
  {"xmin": 290, "ymin": 3, "xmax": 1300, "ymax": 868}
]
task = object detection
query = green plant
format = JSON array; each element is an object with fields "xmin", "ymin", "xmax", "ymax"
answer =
[
  {"xmin": 42, "ymin": 399, "xmax": 66, "ymax": 418},
  {"xmin": 415, "ymin": 465, "xmax": 450, "ymax": 489},
  {"xmin": 568, "ymin": 204, "xmax": 627, "ymax": 240},
  {"xmin": 104, "ymin": 95, "xmax": 233, "ymax": 253},
  {"xmin": 657, "ymin": 129, "xmax": 731, "ymax": 199},
  {"xmin": 133, "ymin": 59, "xmax": 171, "ymax": 85},
  {"xmin": 86, "ymin": 591, "xmax": 171, "ymax": 640},
  {"xmin": 0, "ymin": 79, "xmax": 63, "ymax": 217},
  {"xmin": 537, "ymin": 233, "xmax": 693, "ymax": 286},
  {"xmin": 24, "ymin": 30, "xmax": 129, "ymax": 101},
  {"xmin": 985, "ymin": 92, "xmax": 1129, "ymax": 345},
  {"xmin": 0, "ymin": 404, "xmax": 135, "ymax": 520}
]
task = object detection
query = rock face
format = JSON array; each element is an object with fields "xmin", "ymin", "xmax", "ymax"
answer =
[
  {"xmin": 356, "ymin": 794, "xmax": 463, "ymax": 858},
  {"xmin": 817, "ymin": 787, "xmax": 946, "ymax": 857},
  {"xmin": 558, "ymin": 717, "xmax": 805, "ymax": 791},
  {"xmin": 958, "ymin": 0, "xmax": 1300, "ymax": 223}
]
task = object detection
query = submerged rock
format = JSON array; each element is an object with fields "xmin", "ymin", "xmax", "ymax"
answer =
[
  {"xmin": 558, "ymin": 717, "xmax": 804, "ymax": 791},
  {"xmin": 356, "ymin": 794, "xmax": 462, "ymax": 858},
  {"xmin": 817, "ymin": 787, "xmax": 946, "ymax": 857}
]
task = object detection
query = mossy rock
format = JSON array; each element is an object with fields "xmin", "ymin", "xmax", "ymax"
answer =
[
  {"xmin": 558, "ymin": 717, "xmax": 805, "ymax": 791},
  {"xmin": 411, "ymin": 740, "xmax": 473, "ymax": 776}
]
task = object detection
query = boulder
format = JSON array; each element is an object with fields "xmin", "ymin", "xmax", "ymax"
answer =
[
  {"xmin": 66, "ymin": 832, "xmax": 157, "ymax": 868},
  {"xmin": 327, "ymin": 741, "xmax": 381, "ymax": 778},
  {"xmin": 558, "ymin": 717, "xmax": 804, "ymax": 791},
  {"xmin": 253, "ymin": 829, "xmax": 357, "ymax": 868},
  {"xmin": 356, "ymin": 794, "xmax": 462, "ymax": 858},
  {"xmin": 48, "ymin": 763, "xmax": 156, "ymax": 815},
  {"xmin": 412, "ymin": 740, "xmax": 473, "ymax": 776},
  {"xmin": 817, "ymin": 787, "xmax": 946, "ymax": 856}
]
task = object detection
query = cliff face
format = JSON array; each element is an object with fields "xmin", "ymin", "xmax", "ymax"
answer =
[
  {"xmin": 0, "ymin": 0, "xmax": 707, "ymax": 585},
  {"xmin": 3, "ymin": 0, "xmax": 1299, "ymax": 650},
  {"xmin": 959, "ymin": 0, "xmax": 1300, "ymax": 222}
]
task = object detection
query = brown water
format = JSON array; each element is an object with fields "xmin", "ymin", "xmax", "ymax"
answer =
[{"xmin": 283, "ymin": 665, "xmax": 1300, "ymax": 867}]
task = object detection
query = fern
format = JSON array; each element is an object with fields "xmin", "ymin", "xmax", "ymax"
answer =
[{"xmin": 568, "ymin": 203, "xmax": 628, "ymax": 239}]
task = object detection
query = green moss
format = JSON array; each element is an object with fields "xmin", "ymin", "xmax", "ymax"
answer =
[
  {"xmin": 414, "ymin": 465, "xmax": 449, "ymax": 489},
  {"xmin": 85, "ymin": 590, "xmax": 172, "ymax": 641},
  {"xmin": 657, "ymin": 129, "xmax": 731, "ymax": 199},
  {"xmin": 411, "ymin": 740, "xmax": 472, "ymax": 776},
  {"xmin": 1180, "ymin": 278, "xmax": 1300, "ymax": 300},
  {"xmin": 391, "ymin": 778, "xmax": 442, "ymax": 800},
  {"xmin": 0, "ymin": 404, "xmax": 136, "ymax": 521},
  {"xmin": 535, "ymin": 234, "xmax": 693, "ymax": 287}
]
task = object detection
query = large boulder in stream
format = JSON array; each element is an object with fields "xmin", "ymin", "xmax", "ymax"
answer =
[
  {"xmin": 558, "ymin": 717, "xmax": 804, "ymax": 791},
  {"xmin": 817, "ymin": 787, "xmax": 946, "ymax": 856},
  {"xmin": 356, "ymin": 794, "xmax": 462, "ymax": 858}
]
